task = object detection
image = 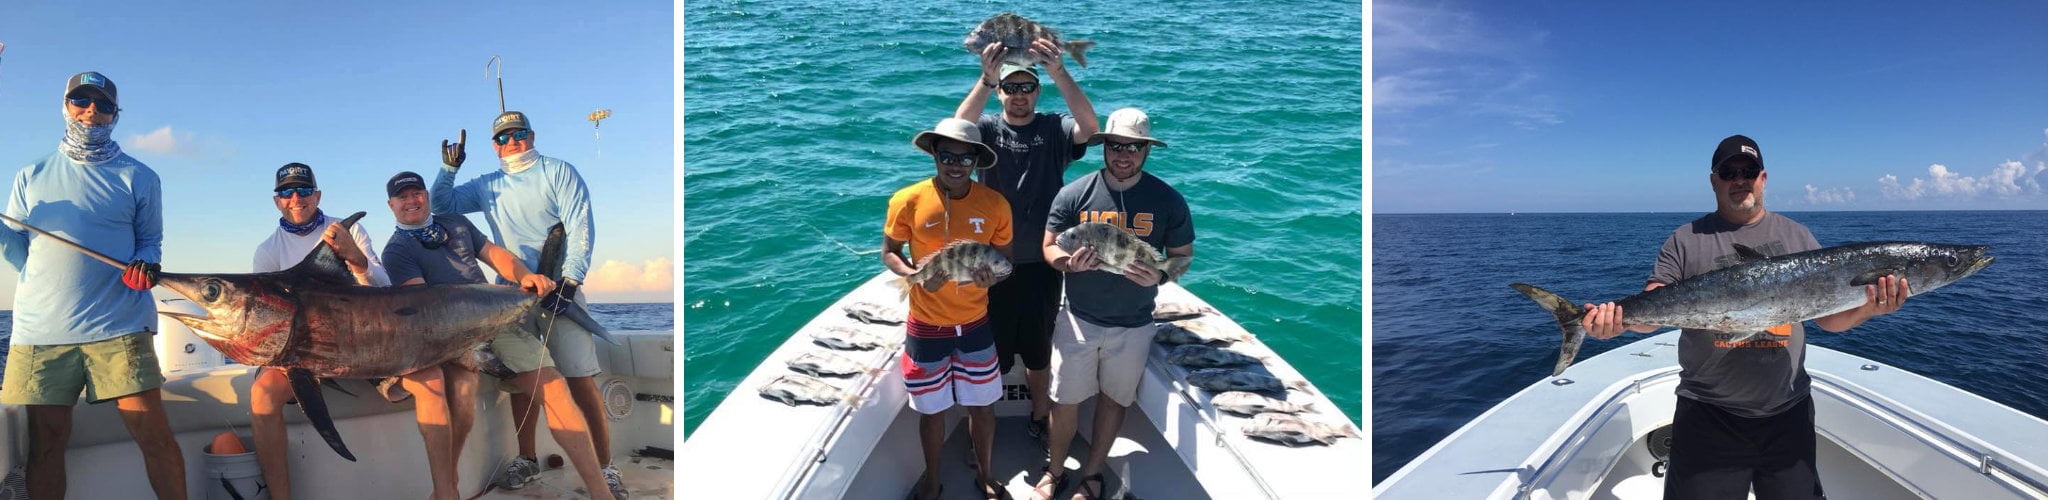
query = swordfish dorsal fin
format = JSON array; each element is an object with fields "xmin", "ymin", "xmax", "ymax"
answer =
[
  {"xmin": 1731, "ymin": 244, "xmax": 1770, "ymax": 264},
  {"xmin": 537, "ymin": 223, "xmax": 567, "ymax": 280},
  {"xmin": 283, "ymin": 212, "xmax": 369, "ymax": 285}
]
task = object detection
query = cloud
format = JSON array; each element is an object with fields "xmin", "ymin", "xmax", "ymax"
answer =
[
  {"xmin": 1878, "ymin": 161, "xmax": 2044, "ymax": 201},
  {"xmin": 123, "ymin": 126, "xmax": 233, "ymax": 160},
  {"xmin": 1370, "ymin": 2, "xmax": 1561, "ymax": 128},
  {"xmin": 582, "ymin": 257, "xmax": 674, "ymax": 296},
  {"xmin": 1803, "ymin": 184, "xmax": 1855, "ymax": 204}
]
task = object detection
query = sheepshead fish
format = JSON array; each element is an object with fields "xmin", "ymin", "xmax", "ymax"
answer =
[
  {"xmin": 786, "ymin": 351, "xmax": 879, "ymax": 378},
  {"xmin": 1152, "ymin": 302, "xmax": 1215, "ymax": 321},
  {"xmin": 1165, "ymin": 344, "xmax": 1264, "ymax": 368},
  {"xmin": 1186, "ymin": 368, "xmax": 1310, "ymax": 394},
  {"xmin": 758, "ymin": 374, "xmax": 862, "ymax": 408},
  {"xmin": 1154, "ymin": 320, "xmax": 1246, "ymax": 346},
  {"xmin": 1210, "ymin": 391, "xmax": 1314, "ymax": 416},
  {"xmin": 1241, "ymin": 413, "xmax": 1358, "ymax": 446},
  {"xmin": 962, "ymin": 12, "xmax": 1096, "ymax": 67},
  {"xmin": 1514, "ymin": 241, "xmax": 1994, "ymax": 377},
  {"xmin": 844, "ymin": 300, "xmax": 905, "ymax": 325},
  {"xmin": 906, "ymin": 240, "xmax": 1012, "ymax": 288},
  {"xmin": 1056, "ymin": 222, "xmax": 1180, "ymax": 276},
  {"xmin": 810, "ymin": 325, "xmax": 893, "ymax": 351}
]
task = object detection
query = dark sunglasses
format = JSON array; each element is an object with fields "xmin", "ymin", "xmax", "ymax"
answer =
[
  {"xmin": 1104, "ymin": 141, "xmax": 1149, "ymax": 153},
  {"xmin": 65, "ymin": 96, "xmax": 117, "ymax": 112},
  {"xmin": 276, "ymin": 187, "xmax": 317, "ymax": 198},
  {"xmin": 1715, "ymin": 165, "xmax": 1763, "ymax": 181},
  {"xmin": 999, "ymin": 82, "xmax": 1039, "ymax": 94},
  {"xmin": 936, "ymin": 150, "xmax": 979, "ymax": 166},
  {"xmin": 493, "ymin": 129, "xmax": 533, "ymax": 145}
]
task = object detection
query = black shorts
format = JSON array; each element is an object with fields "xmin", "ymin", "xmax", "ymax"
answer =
[
  {"xmin": 1665, "ymin": 394, "xmax": 1824, "ymax": 500},
  {"xmin": 987, "ymin": 261, "xmax": 1061, "ymax": 373}
]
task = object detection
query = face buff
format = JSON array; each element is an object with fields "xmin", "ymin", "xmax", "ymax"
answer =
[
  {"xmin": 397, "ymin": 220, "xmax": 449, "ymax": 249},
  {"xmin": 499, "ymin": 149, "xmax": 540, "ymax": 174},
  {"xmin": 58, "ymin": 114, "xmax": 122, "ymax": 164},
  {"xmin": 280, "ymin": 209, "xmax": 327, "ymax": 236}
]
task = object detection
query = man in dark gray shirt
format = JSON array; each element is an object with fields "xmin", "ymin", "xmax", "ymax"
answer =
[
  {"xmin": 1037, "ymin": 108, "xmax": 1194, "ymax": 499},
  {"xmin": 1584, "ymin": 135, "xmax": 1911, "ymax": 499},
  {"xmin": 954, "ymin": 35, "xmax": 1100, "ymax": 441}
]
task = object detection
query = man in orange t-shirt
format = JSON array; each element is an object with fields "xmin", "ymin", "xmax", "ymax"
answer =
[{"xmin": 883, "ymin": 117, "xmax": 1013, "ymax": 500}]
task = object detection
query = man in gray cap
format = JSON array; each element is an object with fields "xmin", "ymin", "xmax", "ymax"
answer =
[
  {"xmin": 885, "ymin": 117, "xmax": 1012, "ymax": 500},
  {"xmin": 431, "ymin": 112, "xmax": 616, "ymax": 497},
  {"xmin": 1038, "ymin": 107, "xmax": 1195, "ymax": 500},
  {"xmin": 954, "ymin": 30, "xmax": 1100, "ymax": 447},
  {"xmin": 0, "ymin": 71, "xmax": 186, "ymax": 499}
]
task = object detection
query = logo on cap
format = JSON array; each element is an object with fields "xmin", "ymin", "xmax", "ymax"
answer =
[
  {"xmin": 1740, "ymin": 145, "xmax": 1758, "ymax": 157},
  {"xmin": 280, "ymin": 165, "xmax": 309, "ymax": 179},
  {"xmin": 80, "ymin": 73, "xmax": 105, "ymax": 86}
]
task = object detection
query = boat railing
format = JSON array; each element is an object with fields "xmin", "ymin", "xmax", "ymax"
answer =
[
  {"xmin": 1515, "ymin": 367, "xmax": 1683, "ymax": 498},
  {"xmin": 773, "ymin": 349, "xmax": 893, "ymax": 499},
  {"xmin": 1811, "ymin": 371, "xmax": 2048, "ymax": 497},
  {"xmin": 1149, "ymin": 355, "xmax": 1283, "ymax": 499}
]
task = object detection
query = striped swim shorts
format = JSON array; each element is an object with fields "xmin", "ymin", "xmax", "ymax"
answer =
[{"xmin": 901, "ymin": 315, "xmax": 1000, "ymax": 414}]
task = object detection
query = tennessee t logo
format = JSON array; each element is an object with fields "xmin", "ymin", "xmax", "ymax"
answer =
[{"xmin": 968, "ymin": 217, "xmax": 985, "ymax": 233}]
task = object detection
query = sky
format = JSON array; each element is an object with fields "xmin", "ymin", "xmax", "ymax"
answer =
[
  {"xmin": 1372, "ymin": 1, "xmax": 2048, "ymax": 214},
  {"xmin": 0, "ymin": 2, "xmax": 674, "ymax": 303}
]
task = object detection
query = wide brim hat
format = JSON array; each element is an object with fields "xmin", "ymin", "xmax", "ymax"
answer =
[
  {"xmin": 1087, "ymin": 107, "xmax": 1168, "ymax": 148},
  {"xmin": 911, "ymin": 118, "xmax": 998, "ymax": 169}
]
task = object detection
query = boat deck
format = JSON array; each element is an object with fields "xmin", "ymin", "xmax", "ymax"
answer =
[{"xmin": 481, "ymin": 455, "xmax": 674, "ymax": 499}]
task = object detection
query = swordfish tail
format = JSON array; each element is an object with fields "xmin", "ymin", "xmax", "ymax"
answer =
[{"xmin": 1510, "ymin": 283, "xmax": 1587, "ymax": 377}]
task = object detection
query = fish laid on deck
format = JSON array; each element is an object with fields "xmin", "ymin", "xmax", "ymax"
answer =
[
  {"xmin": 758, "ymin": 374, "xmax": 863, "ymax": 408},
  {"xmin": 1240, "ymin": 413, "xmax": 1358, "ymax": 446},
  {"xmin": 1165, "ymin": 344, "xmax": 1264, "ymax": 368},
  {"xmin": 785, "ymin": 351, "xmax": 881, "ymax": 378},
  {"xmin": 962, "ymin": 12, "xmax": 1096, "ymax": 67},
  {"xmin": 1154, "ymin": 320, "xmax": 1246, "ymax": 346},
  {"xmin": 809, "ymin": 325, "xmax": 893, "ymax": 351},
  {"xmin": 1151, "ymin": 301, "xmax": 1215, "ymax": 321},
  {"xmin": 844, "ymin": 300, "xmax": 906, "ymax": 325},
  {"xmin": 1210, "ymin": 391, "xmax": 1314, "ymax": 417},
  {"xmin": 1513, "ymin": 241, "xmax": 1994, "ymax": 377},
  {"xmin": 1186, "ymin": 368, "xmax": 1309, "ymax": 394}
]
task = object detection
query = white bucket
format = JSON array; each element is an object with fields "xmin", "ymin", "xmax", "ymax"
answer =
[{"xmin": 201, "ymin": 442, "xmax": 268, "ymax": 500}]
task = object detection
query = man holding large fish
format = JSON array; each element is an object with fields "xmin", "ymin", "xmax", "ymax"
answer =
[
  {"xmin": 0, "ymin": 71, "xmax": 187, "ymax": 499},
  {"xmin": 380, "ymin": 171, "xmax": 616, "ymax": 500},
  {"xmin": 246, "ymin": 162, "xmax": 391, "ymax": 500},
  {"xmin": 1040, "ymin": 108, "xmax": 1195, "ymax": 500},
  {"xmin": 883, "ymin": 118, "xmax": 1013, "ymax": 500},
  {"xmin": 955, "ymin": 12, "xmax": 1100, "ymax": 443},
  {"xmin": 1546, "ymin": 135, "xmax": 1923, "ymax": 499}
]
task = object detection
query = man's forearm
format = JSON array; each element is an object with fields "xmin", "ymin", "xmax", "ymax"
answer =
[{"xmin": 954, "ymin": 78, "xmax": 993, "ymax": 121}]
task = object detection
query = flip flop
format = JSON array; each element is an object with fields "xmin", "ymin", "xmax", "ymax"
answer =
[
  {"xmin": 1074, "ymin": 473, "xmax": 1105, "ymax": 500},
  {"xmin": 982, "ymin": 478, "xmax": 1014, "ymax": 500}
]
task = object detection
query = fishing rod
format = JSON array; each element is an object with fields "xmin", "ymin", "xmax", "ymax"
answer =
[{"xmin": 0, "ymin": 213, "xmax": 127, "ymax": 269}]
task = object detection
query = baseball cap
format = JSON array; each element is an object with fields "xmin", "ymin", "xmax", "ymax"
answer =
[
  {"xmin": 492, "ymin": 111, "xmax": 532, "ymax": 137},
  {"xmin": 1712, "ymin": 135, "xmax": 1763, "ymax": 171},
  {"xmin": 998, "ymin": 60, "xmax": 1038, "ymax": 81},
  {"xmin": 275, "ymin": 163, "xmax": 317, "ymax": 190},
  {"xmin": 387, "ymin": 171, "xmax": 426, "ymax": 198},
  {"xmin": 65, "ymin": 71, "xmax": 119, "ymax": 107}
]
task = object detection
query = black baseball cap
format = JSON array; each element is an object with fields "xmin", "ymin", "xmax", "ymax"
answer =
[
  {"xmin": 65, "ymin": 71, "xmax": 118, "ymax": 107},
  {"xmin": 1712, "ymin": 135, "xmax": 1764, "ymax": 171},
  {"xmin": 492, "ymin": 111, "xmax": 532, "ymax": 137},
  {"xmin": 275, "ymin": 163, "xmax": 317, "ymax": 190},
  {"xmin": 387, "ymin": 171, "xmax": 426, "ymax": 198}
]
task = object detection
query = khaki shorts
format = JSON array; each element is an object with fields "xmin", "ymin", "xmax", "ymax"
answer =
[
  {"xmin": 2, "ymin": 333, "xmax": 164, "ymax": 406},
  {"xmin": 1050, "ymin": 310, "xmax": 1153, "ymax": 407},
  {"xmin": 545, "ymin": 292, "xmax": 603, "ymax": 378},
  {"xmin": 490, "ymin": 329, "xmax": 556, "ymax": 374}
]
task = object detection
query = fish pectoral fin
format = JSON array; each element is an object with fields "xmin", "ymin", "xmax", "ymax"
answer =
[
  {"xmin": 286, "ymin": 368, "xmax": 356, "ymax": 462},
  {"xmin": 1850, "ymin": 268, "xmax": 1902, "ymax": 287},
  {"xmin": 1732, "ymin": 244, "xmax": 1769, "ymax": 263}
]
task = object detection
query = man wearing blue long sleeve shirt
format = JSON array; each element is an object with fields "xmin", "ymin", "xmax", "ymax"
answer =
[
  {"xmin": 0, "ymin": 71, "xmax": 186, "ymax": 499},
  {"xmin": 431, "ymin": 111, "xmax": 617, "ymax": 497}
]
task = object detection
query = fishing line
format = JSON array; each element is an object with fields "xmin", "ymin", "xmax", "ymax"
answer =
[{"xmin": 800, "ymin": 220, "xmax": 880, "ymax": 256}]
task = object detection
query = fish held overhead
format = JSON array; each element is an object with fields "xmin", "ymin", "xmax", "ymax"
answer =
[
  {"xmin": 962, "ymin": 12, "xmax": 1096, "ymax": 68},
  {"xmin": 1513, "ymin": 241, "xmax": 1995, "ymax": 378}
]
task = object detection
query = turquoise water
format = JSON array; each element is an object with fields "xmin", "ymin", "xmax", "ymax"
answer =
[{"xmin": 683, "ymin": 1, "xmax": 1364, "ymax": 436}]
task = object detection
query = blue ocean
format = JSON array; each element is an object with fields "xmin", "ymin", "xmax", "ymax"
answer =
[{"xmin": 1372, "ymin": 210, "xmax": 2048, "ymax": 483}]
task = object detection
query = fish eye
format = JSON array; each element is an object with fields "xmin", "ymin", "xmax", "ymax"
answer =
[
  {"xmin": 1946, "ymin": 255, "xmax": 1959, "ymax": 267},
  {"xmin": 201, "ymin": 281, "xmax": 223, "ymax": 302}
]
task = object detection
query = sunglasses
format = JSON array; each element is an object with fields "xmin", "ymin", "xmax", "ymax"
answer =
[
  {"xmin": 936, "ymin": 150, "xmax": 979, "ymax": 166},
  {"xmin": 1104, "ymin": 141, "xmax": 1149, "ymax": 153},
  {"xmin": 999, "ymin": 82, "xmax": 1040, "ymax": 94},
  {"xmin": 65, "ymin": 96, "xmax": 117, "ymax": 112},
  {"xmin": 276, "ymin": 187, "xmax": 317, "ymax": 198},
  {"xmin": 1715, "ymin": 165, "xmax": 1763, "ymax": 181},
  {"xmin": 493, "ymin": 129, "xmax": 533, "ymax": 145}
]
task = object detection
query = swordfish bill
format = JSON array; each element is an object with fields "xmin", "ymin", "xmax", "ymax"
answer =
[
  {"xmin": 0, "ymin": 211, "xmax": 612, "ymax": 461},
  {"xmin": 1511, "ymin": 241, "xmax": 1994, "ymax": 378}
]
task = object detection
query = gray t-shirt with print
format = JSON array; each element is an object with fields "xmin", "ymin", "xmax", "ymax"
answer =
[
  {"xmin": 977, "ymin": 112, "xmax": 1086, "ymax": 264},
  {"xmin": 1046, "ymin": 170, "xmax": 1195, "ymax": 328},
  {"xmin": 1650, "ymin": 211, "xmax": 1822, "ymax": 418},
  {"xmin": 382, "ymin": 214, "xmax": 492, "ymax": 286}
]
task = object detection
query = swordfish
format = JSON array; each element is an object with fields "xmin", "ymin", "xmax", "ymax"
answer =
[
  {"xmin": 1513, "ymin": 241, "xmax": 1994, "ymax": 377},
  {"xmin": 0, "ymin": 211, "xmax": 610, "ymax": 461}
]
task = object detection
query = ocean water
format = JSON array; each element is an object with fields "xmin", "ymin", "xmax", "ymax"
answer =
[
  {"xmin": 684, "ymin": 2, "xmax": 1365, "ymax": 437},
  {"xmin": 1372, "ymin": 211, "xmax": 2048, "ymax": 483}
]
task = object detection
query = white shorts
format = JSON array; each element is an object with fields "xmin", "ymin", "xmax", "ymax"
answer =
[{"xmin": 1050, "ymin": 309, "xmax": 1153, "ymax": 407}]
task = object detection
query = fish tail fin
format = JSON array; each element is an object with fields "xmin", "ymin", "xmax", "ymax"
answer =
[
  {"xmin": 531, "ymin": 291, "xmax": 618, "ymax": 346},
  {"xmin": 1300, "ymin": 401, "xmax": 1317, "ymax": 412},
  {"xmin": 1286, "ymin": 379, "xmax": 1315, "ymax": 395},
  {"xmin": 1067, "ymin": 39, "xmax": 1095, "ymax": 67},
  {"xmin": 1510, "ymin": 283, "xmax": 1588, "ymax": 377}
]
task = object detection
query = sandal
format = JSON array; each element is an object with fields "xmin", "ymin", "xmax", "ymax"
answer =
[
  {"xmin": 981, "ymin": 478, "xmax": 1014, "ymax": 500},
  {"xmin": 1072, "ymin": 473, "xmax": 1105, "ymax": 500},
  {"xmin": 1028, "ymin": 415, "xmax": 1049, "ymax": 441},
  {"xmin": 1033, "ymin": 467, "xmax": 1067, "ymax": 500}
]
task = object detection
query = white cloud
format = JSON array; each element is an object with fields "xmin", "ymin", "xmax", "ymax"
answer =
[
  {"xmin": 1878, "ymin": 161, "xmax": 2044, "ymax": 200},
  {"xmin": 123, "ymin": 126, "xmax": 232, "ymax": 160},
  {"xmin": 583, "ymin": 257, "xmax": 674, "ymax": 299},
  {"xmin": 1804, "ymin": 184, "xmax": 1855, "ymax": 204}
]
